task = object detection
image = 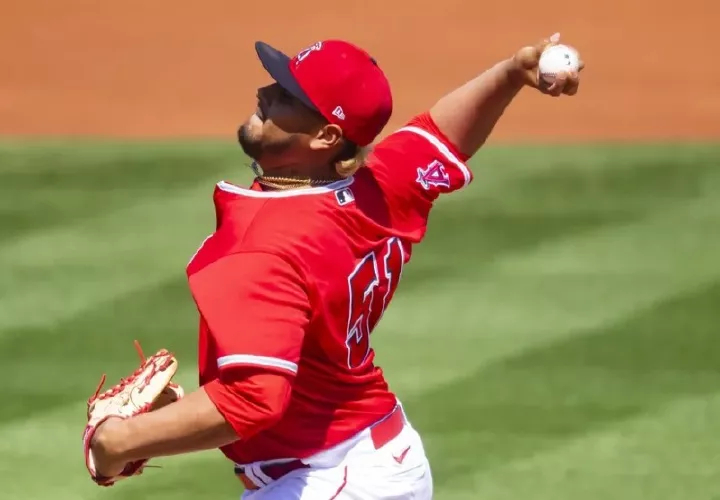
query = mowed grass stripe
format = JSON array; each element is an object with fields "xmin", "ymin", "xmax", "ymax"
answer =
[
  {"xmin": 0, "ymin": 369, "xmax": 229, "ymax": 500},
  {"xmin": 0, "ymin": 142, "xmax": 239, "ymax": 242},
  {"xmin": 0, "ymin": 181, "xmax": 221, "ymax": 333},
  {"xmin": 374, "ymin": 187, "xmax": 720, "ymax": 398},
  {"xmin": 0, "ymin": 277, "xmax": 198, "ymax": 423},
  {"xmin": 440, "ymin": 142, "xmax": 720, "ymax": 206},
  {"xmin": 441, "ymin": 391, "xmax": 720, "ymax": 500},
  {"xmin": 382, "ymin": 143, "xmax": 720, "ymax": 289},
  {"xmin": 404, "ymin": 259, "xmax": 720, "ymax": 490}
]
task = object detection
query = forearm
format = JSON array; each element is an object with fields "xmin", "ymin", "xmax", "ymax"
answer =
[
  {"xmin": 430, "ymin": 58, "xmax": 524, "ymax": 158},
  {"xmin": 103, "ymin": 387, "xmax": 238, "ymax": 462},
  {"xmin": 92, "ymin": 371, "xmax": 292, "ymax": 467}
]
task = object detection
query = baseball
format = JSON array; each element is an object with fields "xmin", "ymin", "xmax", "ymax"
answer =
[{"xmin": 538, "ymin": 44, "xmax": 580, "ymax": 83}]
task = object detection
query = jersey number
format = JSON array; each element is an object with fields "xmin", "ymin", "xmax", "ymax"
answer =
[{"xmin": 346, "ymin": 237, "xmax": 405, "ymax": 369}]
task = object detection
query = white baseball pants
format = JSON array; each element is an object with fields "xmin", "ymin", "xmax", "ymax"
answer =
[{"xmin": 239, "ymin": 406, "xmax": 433, "ymax": 499}]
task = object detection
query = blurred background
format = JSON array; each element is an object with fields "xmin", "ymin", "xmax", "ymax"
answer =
[{"xmin": 1, "ymin": 1, "xmax": 719, "ymax": 499}]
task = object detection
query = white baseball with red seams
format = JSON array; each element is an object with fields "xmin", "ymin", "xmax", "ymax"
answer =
[{"xmin": 538, "ymin": 44, "xmax": 580, "ymax": 83}]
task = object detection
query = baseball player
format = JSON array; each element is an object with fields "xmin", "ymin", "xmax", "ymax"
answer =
[{"xmin": 83, "ymin": 33, "xmax": 583, "ymax": 499}]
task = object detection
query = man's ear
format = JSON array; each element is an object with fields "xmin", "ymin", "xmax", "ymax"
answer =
[{"xmin": 308, "ymin": 123, "xmax": 344, "ymax": 152}]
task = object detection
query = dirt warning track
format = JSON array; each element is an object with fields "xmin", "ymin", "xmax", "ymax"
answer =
[{"xmin": 1, "ymin": 0, "xmax": 718, "ymax": 142}]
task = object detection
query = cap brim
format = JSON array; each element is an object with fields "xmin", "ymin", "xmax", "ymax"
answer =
[{"xmin": 254, "ymin": 42, "xmax": 318, "ymax": 111}]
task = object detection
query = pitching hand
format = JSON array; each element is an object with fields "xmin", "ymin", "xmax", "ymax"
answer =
[{"xmin": 512, "ymin": 33, "xmax": 584, "ymax": 97}]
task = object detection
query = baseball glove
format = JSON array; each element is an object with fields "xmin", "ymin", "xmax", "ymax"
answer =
[{"xmin": 83, "ymin": 340, "xmax": 184, "ymax": 486}]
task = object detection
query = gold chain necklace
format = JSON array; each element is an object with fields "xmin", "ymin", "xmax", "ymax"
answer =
[
  {"xmin": 251, "ymin": 161, "xmax": 340, "ymax": 191},
  {"xmin": 255, "ymin": 176, "xmax": 338, "ymax": 191}
]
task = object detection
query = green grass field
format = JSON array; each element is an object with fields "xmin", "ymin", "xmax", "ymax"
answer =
[{"xmin": 2, "ymin": 140, "xmax": 720, "ymax": 499}]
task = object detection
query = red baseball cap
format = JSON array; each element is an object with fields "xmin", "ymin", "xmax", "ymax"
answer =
[{"xmin": 255, "ymin": 40, "xmax": 393, "ymax": 147}]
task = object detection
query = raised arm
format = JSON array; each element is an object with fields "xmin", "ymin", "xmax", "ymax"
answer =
[{"xmin": 430, "ymin": 33, "xmax": 584, "ymax": 158}]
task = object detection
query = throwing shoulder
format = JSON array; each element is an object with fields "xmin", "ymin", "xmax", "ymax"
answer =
[{"xmin": 365, "ymin": 111, "xmax": 474, "ymax": 202}]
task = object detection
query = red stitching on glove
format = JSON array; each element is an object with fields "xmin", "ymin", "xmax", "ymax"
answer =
[
  {"xmin": 85, "ymin": 340, "xmax": 178, "ymax": 487},
  {"xmin": 88, "ymin": 340, "xmax": 174, "ymax": 406}
]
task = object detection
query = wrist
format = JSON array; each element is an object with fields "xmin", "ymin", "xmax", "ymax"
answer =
[{"xmin": 504, "ymin": 57, "xmax": 528, "ymax": 88}]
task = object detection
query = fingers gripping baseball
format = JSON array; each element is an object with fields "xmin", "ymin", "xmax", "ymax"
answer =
[{"xmin": 514, "ymin": 32, "xmax": 585, "ymax": 97}]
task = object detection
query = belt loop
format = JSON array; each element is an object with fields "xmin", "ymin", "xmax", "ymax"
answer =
[
  {"xmin": 249, "ymin": 464, "xmax": 273, "ymax": 486},
  {"xmin": 243, "ymin": 466, "xmax": 266, "ymax": 489}
]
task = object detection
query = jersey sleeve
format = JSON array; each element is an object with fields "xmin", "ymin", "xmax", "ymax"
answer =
[
  {"xmin": 204, "ymin": 370, "xmax": 293, "ymax": 440},
  {"xmin": 188, "ymin": 251, "xmax": 311, "ymax": 377},
  {"xmin": 368, "ymin": 111, "xmax": 474, "ymax": 202}
]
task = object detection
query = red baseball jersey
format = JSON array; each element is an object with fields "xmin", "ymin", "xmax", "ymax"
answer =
[{"xmin": 186, "ymin": 111, "xmax": 473, "ymax": 465}]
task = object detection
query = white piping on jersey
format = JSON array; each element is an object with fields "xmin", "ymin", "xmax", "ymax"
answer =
[
  {"xmin": 395, "ymin": 126, "xmax": 473, "ymax": 188},
  {"xmin": 217, "ymin": 178, "xmax": 354, "ymax": 198},
  {"xmin": 217, "ymin": 354, "xmax": 298, "ymax": 374}
]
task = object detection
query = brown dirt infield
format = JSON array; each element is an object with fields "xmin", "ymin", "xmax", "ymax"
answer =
[{"xmin": 1, "ymin": 0, "xmax": 718, "ymax": 143}]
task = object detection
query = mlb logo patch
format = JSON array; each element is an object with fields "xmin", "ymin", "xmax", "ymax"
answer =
[
  {"xmin": 335, "ymin": 187, "xmax": 355, "ymax": 206},
  {"xmin": 416, "ymin": 160, "xmax": 450, "ymax": 190}
]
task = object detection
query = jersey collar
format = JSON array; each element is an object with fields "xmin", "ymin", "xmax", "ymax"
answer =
[{"xmin": 216, "ymin": 177, "xmax": 354, "ymax": 198}]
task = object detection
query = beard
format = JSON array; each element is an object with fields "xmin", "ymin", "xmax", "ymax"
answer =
[
  {"xmin": 237, "ymin": 120, "xmax": 295, "ymax": 159},
  {"xmin": 237, "ymin": 123, "xmax": 300, "ymax": 168},
  {"xmin": 237, "ymin": 123, "xmax": 263, "ymax": 160}
]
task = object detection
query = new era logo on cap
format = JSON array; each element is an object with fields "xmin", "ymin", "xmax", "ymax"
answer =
[
  {"xmin": 332, "ymin": 106, "xmax": 346, "ymax": 120},
  {"xmin": 255, "ymin": 39, "xmax": 393, "ymax": 147}
]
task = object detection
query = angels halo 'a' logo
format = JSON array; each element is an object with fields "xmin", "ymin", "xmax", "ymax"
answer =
[
  {"xmin": 295, "ymin": 41, "xmax": 323, "ymax": 66},
  {"xmin": 416, "ymin": 160, "xmax": 450, "ymax": 190}
]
